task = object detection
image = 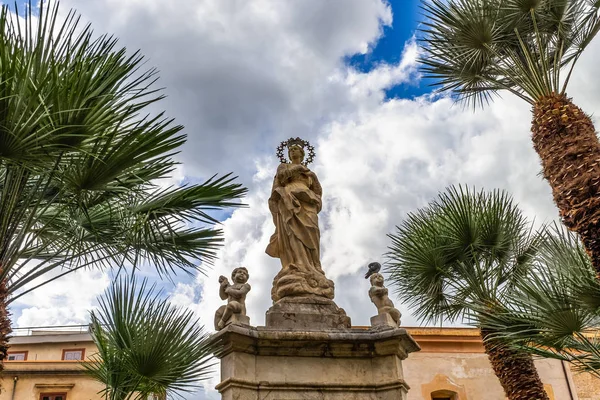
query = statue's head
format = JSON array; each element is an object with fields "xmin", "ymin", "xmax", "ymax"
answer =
[
  {"xmin": 231, "ymin": 267, "xmax": 249, "ymax": 284},
  {"xmin": 369, "ymin": 273, "xmax": 384, "ymax": 287},
  {"xmin": 288, "ymin": 144, "xmax": 305, "ymax": 164},
  {"xmin": 276, "ymin": 137, "xmax": 314, "ymax": 166}
]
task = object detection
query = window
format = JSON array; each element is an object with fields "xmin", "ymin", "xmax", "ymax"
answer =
[
  {"xmin": 40, "ymin": 394, "xmax": 67, "ymax": 400},
  {"xmin": 7, "ymin": 351, "xmax": 27, "ymax": 361},
  {"xmin": 61, "ymin": 348, "xmax": 85, "ymax": 361},
  {"xmin": 431, "ymin": 390, "xmax": 458, "ymax": 400}
]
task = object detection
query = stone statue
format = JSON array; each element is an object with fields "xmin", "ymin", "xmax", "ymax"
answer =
[
  {"xmin": 214, "ymin": 267, "xmax": 251, "ymax": 330},
  {"xmin": 368, "ymin": 272, "xmax": 401, "ymax": 327},
  {"xmin": 266, "ymin": 137, "xmax": 335, "ymax": 301}
]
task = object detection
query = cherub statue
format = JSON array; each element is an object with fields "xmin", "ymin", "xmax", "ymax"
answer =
[
  {"xmin": 214, "ymin": 267, "xmax": 251, "ymax": 331},
  {"xmin": 368, "ymin": 272, "xmax": 401, "ymax": 326}
]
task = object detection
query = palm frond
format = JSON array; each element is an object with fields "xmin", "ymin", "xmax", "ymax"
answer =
[
  {"xmin": 386, "ymin": 185, "xmax": 541, "ymax": 324},
  {"xmin": 419, "ymin": 0, "xmax": 600, "ymax": 106},
  {"xmin": 0, "ymin": 1, "xmax": 247, "ymax": 302},
  {"xmin": 84, "ymin": 278, "xmax": 217, "ymax": 400},
  {"xmin": 474, "ymin": 224, "xmax": 600, "ymax": 376}
]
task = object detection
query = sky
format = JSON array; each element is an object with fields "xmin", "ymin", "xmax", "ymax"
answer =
[{"xmin": 8, "ymin": 0, "xmax": 600, "ymax": 399}]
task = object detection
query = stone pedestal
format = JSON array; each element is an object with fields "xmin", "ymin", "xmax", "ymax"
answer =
[
  {"xmin": 228, "ymin": 314, "xmax": 250, "ymax": 327},
  {"xmin": 210, "ymin": 324, "xmax": 420, "ymax": 400},
  {"xmin": 265, "ymin": 296, "xmax": 351, "ymax": 330},
  {"xmin": 370, "ymin": 313, "xmax": 398, "ymax": 328}
]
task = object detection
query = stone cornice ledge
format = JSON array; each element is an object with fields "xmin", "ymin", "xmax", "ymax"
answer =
[
  {"xmin": 211, "ymin": 323, "xmax": 421, "ymax": 359},
  {"xmin": 215, "ymin": 377, "xmax": 411, "ymax": 392}
]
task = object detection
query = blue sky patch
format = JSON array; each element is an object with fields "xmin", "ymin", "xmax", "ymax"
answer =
[{"xmin": 346, "ymin": 0, "xmax": 436, "ymax": 99}]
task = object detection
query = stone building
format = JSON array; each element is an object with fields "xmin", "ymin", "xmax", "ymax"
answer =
[
  {"xmin": 0, "ymin": 326, "xmax": 102, "ymax": 400},
  {"xmin": 404, "ymin": 327, "xmax": 595, "ymax": 400},
  {"xmin": 0, "ymin": 325, "xmax": 598, "ymax": 400}
]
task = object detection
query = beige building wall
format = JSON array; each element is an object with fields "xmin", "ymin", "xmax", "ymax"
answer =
[
  {"xmin": 404, "ymin": 351, "xmax": 574, "ymax": 400},
  {"xmin": 572, "ymin": 370, "xmax": 600, "ymax": 400},
  {"xmin": 0, "ymin": 373, "xmax": 103, "ymax": 400},
  {"xmin": 0, "ymin": 331, "xmax": 102, "ymax": 400},
  {"xmin": 403, "ymin": 327, "xmax": 582, "ymax": 400},
  {"xmin": 1, "ymin": 325, "xmax": 598, "ymax": 400}
]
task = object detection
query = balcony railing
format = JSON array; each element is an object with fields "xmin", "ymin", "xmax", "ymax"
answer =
[{"xmin": 11, "ymin": 324, "xmax": 90, "ymax": 336}]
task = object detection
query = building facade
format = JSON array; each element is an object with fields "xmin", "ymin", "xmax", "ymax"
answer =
[
  {"xmin": 404, "ymin": 327, "xmax": 599, "ymax": 400},
  {"xmin": 0, "ymin": 326, "xmax": 598, "ymax": 400},
  {"xmin": 0, "ymin": 327, "xmax": 102, "ymax": 400}
]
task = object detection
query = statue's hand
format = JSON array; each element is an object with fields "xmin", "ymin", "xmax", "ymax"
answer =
[{"xmin": 219, "ymin": 276, "xmax": 229, "ymax": 286}]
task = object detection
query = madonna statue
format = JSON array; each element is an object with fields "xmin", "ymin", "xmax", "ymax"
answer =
[{"xmin": 266, "ymin": 138, "xmax": 335, "ymax": 301}]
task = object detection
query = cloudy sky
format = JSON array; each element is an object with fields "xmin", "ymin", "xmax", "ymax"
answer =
[{"xmin": 8, "ymin": 0, "xmax": 600, "ymax": 398}]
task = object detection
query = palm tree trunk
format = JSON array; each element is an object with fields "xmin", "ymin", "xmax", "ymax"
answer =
[
  {"xmin": 481, "ymin": 329, "xmax": 549, "ymax": 400},
  {"xmin": 0, "ymin": 278, "xmax": 11, "ymax": 372},
  {"xmin": 531, "ymin": 93, "xmax": 600, "ymax": 277}
]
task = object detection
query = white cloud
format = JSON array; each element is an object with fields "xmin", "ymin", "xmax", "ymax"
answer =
[
  {"xmin": 57, "ymin": 0, "xmax": 394, "ymax": 182},
  {"xmin": 10, "ymin": 2, "xmax": 600, "ymax": 399},
  {"xmin": 12, "ymin": 270, "xmax": 109, "ymax": 328}
]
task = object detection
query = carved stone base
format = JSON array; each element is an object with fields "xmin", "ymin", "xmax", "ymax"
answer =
[
  {"xmin": 371, "ymin": 313, "xmax": 398, "ymax": 328},
  {"xmin": 210, "ymin": 324, "xmax": 421, "ymax": 400},
  {"xmin": 214, "ymin": 306, "xmax": 251, "ymax": 331},
  {"xmin": 271, "ymin": 266, "xmax": 335, "ymax": 301},
  {"xmin": 228, "ymin": 314, "xmax": 250, "ymax": 327},
  {"xmin": 266, "ymin": 296, "xmax": 351, "ymax": 330}
]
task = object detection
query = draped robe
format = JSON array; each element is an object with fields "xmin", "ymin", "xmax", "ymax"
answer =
[{"xmin": 266, "ymin": 163, "xmax": 324, "ymax": 276}]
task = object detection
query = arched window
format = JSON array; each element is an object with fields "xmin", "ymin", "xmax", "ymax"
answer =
[
  {"xmin": 422, "ymin": 374, "xmax": 467, "ymax": 399},
  {"xmin": 431, "ymin": 389, "xmax": 458, "ymax": 400}
]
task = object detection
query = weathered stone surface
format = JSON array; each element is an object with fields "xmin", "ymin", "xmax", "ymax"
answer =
[
  {"xmin": 210, "ymin": 324, "xmax": 420, "ymax": 400},
  {"xmin": 265, "ymin": 139, "xmax": 337, "ymax": 302},
  {"xmin": 270, "ymin": 266, "xmax": 335, "ymax": 301},
  {"xmin": 214, "ymin": 267, "xmax": 251, "ymax": 331},
  {"xmin": 265, "ymin": 296, "xmax": 351, "ymax": 330},
  {"xmin": 371, "ymin": 313, "xmax": 398, "ymax": 328},
  {"xmin": 227, "ymin": 313, "xmax": 250, "ymax": 327},
  {"xmin": 368, "ymin": 273, "xmax": 401, "ymax": 326}
]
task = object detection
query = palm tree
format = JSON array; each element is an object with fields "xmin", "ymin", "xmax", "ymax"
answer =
[
  {"xmin": 418, "ymin": 0, "xmax": 600, "ymax": 277},
  {"xmin": 0, "ymin": 1, "xmax": 246, "ymax": 366},
  {"xmin": 386, "ymin": 186, "xmax": 549, "ymax": 400},
  {"xmin": 85, "ymin": 278, "xmax": 215, "ymax": 400},
  {"xmin": 475, "ymin": 225, "xmax": 600, "ymax": 378}
]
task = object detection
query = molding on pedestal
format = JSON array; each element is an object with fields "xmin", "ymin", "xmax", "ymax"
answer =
[
  {"xmin": 210, "ymin": 321, "xmax": 420, "ymax": 400},
  {"xmin": 211, "ymin": 323, "xmax": 421, "ymax": 359},
  {"xmin": 215, "ymin": 377, "xmax": 411, "ymax": 392}
]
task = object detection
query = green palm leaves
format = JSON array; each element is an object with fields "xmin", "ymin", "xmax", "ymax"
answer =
[
  {"xmin": 0, "ymin": 1, "xmax": 247, "ymax": 304},
  {"xmin": 0, "ymin": 0, "xmax": 246, "ymax": 386},
  {"xmin": 386, "ymin": 186, "xmax": 539, "ymax": 324},
  {"xmin": 420, "ymin": 0, "xmax": 600, "ymax": 106},
  {"xmin": 386, "ymin": 186, "xmax": 552, "ymax": 399},
  {"xmin": 477, "ymin": 226, "xmax": 600, "ymax": 377},
  {"xmin": 86, "ymin": 279, "xmax": 215, "ymax": 400},
  {"xmin": 387, "ymin": 186, "xmax": 600, "ymax": 381}
]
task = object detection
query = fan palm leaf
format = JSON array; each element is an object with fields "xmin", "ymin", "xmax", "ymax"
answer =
[
  {"xmin": 85, "ymin": 278, "xmax": 216, "ymax": 400},
  {"xmin": 386, "ymin": 186, "xmax": 549, "ymax": 399},
  {"xmin": 0, "ymin": 1, "xmax": 246, "ymax": 368},
  {"xmin": 419, "ymin": 0, "xmax": 600, "ymax": 280},
  {"xmin": 475, "ymin": 225, "xmax": 600, "ymax": 377}
]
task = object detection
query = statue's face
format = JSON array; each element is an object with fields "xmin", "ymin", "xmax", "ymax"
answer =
[
  {"xmin": 288, "ymin": 145, "xmax": 304, "ymax": 163},
  {"xmin": 233, "ymin": 268, "xmax": 249, "ymax": 283}
]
